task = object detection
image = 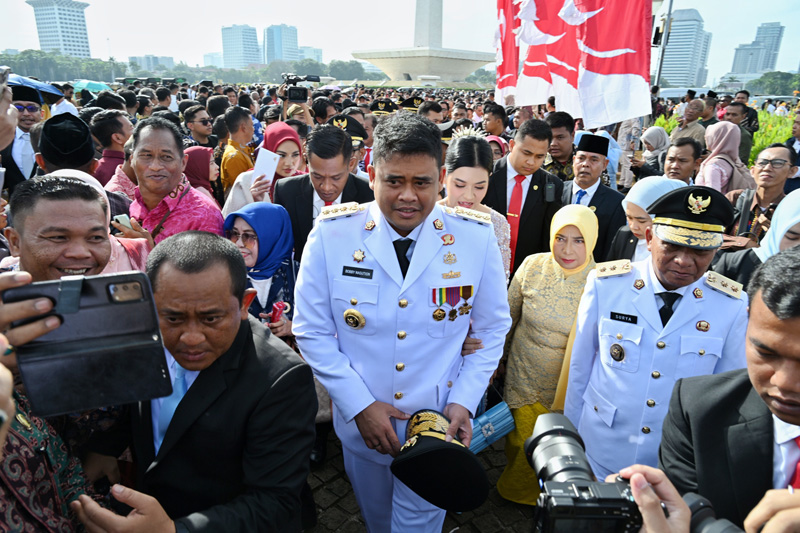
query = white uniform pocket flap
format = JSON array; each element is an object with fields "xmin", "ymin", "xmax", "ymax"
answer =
[{"xmin": 583, "ymin": 382, "xmax": 617, "ymax": 428}]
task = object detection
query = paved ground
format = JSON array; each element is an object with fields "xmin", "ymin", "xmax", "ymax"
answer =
[{"xmin": 305, "ymin": 433, "xmax": 536, "ymax": 533}]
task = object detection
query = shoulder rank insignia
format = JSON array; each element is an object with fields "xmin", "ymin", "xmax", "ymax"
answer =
[
  {"xmin": 318, "ymin": 202, "xmax": 363, "ymax": 222},
  {"xmin": 704, "ymin": 272, "xmax": 742, "ymax": 299},
  {"xmin": 443, "ymin": 206, "xmax": 492, "ymax": 226},
  {"xmin": 596, "ymin": 259, "xmax": 632, "ymax": 279}
]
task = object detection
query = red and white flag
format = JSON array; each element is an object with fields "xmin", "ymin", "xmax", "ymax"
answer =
[
  {"xmin": 514, "ymin": 0, "xmax": 652, "ymax": 129},
  {"xmin": 494, "ymin": 0, "xmax": 521, "ymax": 103}
]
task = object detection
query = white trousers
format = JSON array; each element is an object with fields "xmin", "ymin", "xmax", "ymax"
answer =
[{"xmin": 342, "ymin": 447, "xmax": 446, "ymax": 533}]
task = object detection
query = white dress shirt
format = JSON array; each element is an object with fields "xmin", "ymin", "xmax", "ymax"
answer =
[
  {"xmin": 312, "ymin": 190, "xmax": 343, "ymax": 220},
  {"xmin": 151, "ymin": 350, "xmax": 200, "ymax": 452},
  {"xmin": 571, "ymin": 178, "xmax": 602, "ymax": 206},
  {"xmin": 773, "ymin": 414, "xmax": 800, "ymax": 488},
  {"xmin": 384, "ymin": 215, "xmax": 423, "ymax": 259},
  {"xmin": 505, "ymin": 160, "xmax": 532, "ymax": 212},
  {"xmin": 632, "ymin": 238, "xmax": 650, "ymax": 263},
  {"xmin": 11, "ymin": 127, "xmax": 35, "ymax": 179}
]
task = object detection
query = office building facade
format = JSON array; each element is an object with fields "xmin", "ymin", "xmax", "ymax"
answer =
[
  {"xmin": 660, "ymin": 9, "xmax": 712, "ymax": 87},
  {"xmin": 26, "ymin": 0, "xmax": 91, "ymax": 58},
  {"xmin": 222, "ymin": 24, "xmax": 260, "ymax": 69},
  {"xmin": 265, "ymin": 24, "xmax": 299, "ymax": 63}
]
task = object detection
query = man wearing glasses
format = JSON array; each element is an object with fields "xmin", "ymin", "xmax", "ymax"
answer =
[
  {"xmin": 1, "ymin": 86, "xmax": 42, "ymax": 195},
  {"xmin": 183, "ymin": 105, "xmax": 217, "ymax": 149},
  {"xmin": 726, "ymin": 144, "xmax": 798, "ymax": 246}
]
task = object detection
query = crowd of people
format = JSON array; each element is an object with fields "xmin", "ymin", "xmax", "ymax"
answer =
[{"xmin": 0, "ymin": 74, "xmax": 800, "ymax": 533}]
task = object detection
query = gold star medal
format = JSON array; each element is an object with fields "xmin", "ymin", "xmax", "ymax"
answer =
[
  {"xmin": 431, "ymin": 288, "xmax": 446, "ymax": 321},
  {"xmin": 353, "ymin": 249, "xmax": 366, "ymax": 263},
  {"xmin": 458, "ymin": 285, "xmax": 473, "ymax": 315}
]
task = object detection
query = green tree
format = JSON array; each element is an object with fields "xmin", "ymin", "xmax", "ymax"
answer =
[
  {"xmin": 328, "ymin": 60, "xmax": 364, "ymax": 80},
  {"xmin": 746, "ymin": 71, "xmax": 799, "ymax": 95},
  {"xmin": 292, "ymin": 58, "xmax": 327, "ymax": 77}
]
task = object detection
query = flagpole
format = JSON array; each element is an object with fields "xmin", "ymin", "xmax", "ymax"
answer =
[{"xmin": 654, "ymin": 0, "xmax": 673, "ymax": 87}]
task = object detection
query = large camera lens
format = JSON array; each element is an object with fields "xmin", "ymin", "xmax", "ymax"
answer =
[
  {"xmin": 524, "ymin": 413, "xmax": 594, "ymax": 483},
  {"xmin": 683, "ymin": 493, "xmax": 743, "ymax": 533}
]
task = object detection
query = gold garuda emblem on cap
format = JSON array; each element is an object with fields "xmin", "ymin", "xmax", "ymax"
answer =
[
  {"xmin": 688, "ymin": 193, "xmax": 711, "ymax": 215},
  {"xmin": 333, "ymin": 118, "xmax": 347, "ymax": 129},
  {"xmin": 378, "ymin": 102, "xmax": 386, "ymax": 110},
  {"xmin": 414, "ymin": 98, "xmax": 423, "ymax": 106}
]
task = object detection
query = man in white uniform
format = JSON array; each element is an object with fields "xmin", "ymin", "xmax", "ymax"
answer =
[
  {"xmin": 564, "ymin": 185, "xmax": 749, "ymax": 479},
  {"xmin": 293, "ymin": 113, "xmax": 510, "ymax": 532}
]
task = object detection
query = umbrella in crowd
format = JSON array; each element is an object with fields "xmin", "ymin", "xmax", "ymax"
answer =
[
  {"xmin": 7, "ymin": 73, "xmax": 63, "ymax": 105},
  {"xmin": 73, "ymin": 79, "xmax": 112, "ymax": 93}
]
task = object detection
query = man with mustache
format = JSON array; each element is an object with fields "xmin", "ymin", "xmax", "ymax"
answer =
[{"xmin": 564, "ymin": 185, "xmax": 748, "ymax": 480}]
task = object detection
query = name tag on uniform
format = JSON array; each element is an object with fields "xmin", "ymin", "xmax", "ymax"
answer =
[
  {"xmin": 610, "ymin": 312, "xmax": 637, "ymax": 324},
  {"xmin": 342, "ymin": 266, "xmax": 373, "ymax": 279}
]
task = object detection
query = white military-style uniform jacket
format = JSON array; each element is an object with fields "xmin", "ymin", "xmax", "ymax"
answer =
[
  {"xmin": 564, "ymin": 258, "xmax": 748, "ymax": 477},
  {"xmin": 293, "ymin": 201, "xmax": 511, "ymax": 464}
]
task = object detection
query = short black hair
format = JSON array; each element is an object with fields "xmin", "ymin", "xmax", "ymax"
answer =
[
  {"xmin": 155, "ymin": 87, "xmax": 171, "ymax": 102},
  {"xmin": 749, "ymin": 246, "xmax": 800, "ymax": 320},
  {"xmin": 151, "ymin": 110, "xmax": 183, "ymax": 131},
  {"xmin": 184, "ymin": 104, "xmax": 206, "ymax": 124},
  {"xmin": 9, "ymin": 175, "xmax": 107, "ymax": 231},
  {"xmin": 132, "ymin": 116, "xmax": 184, "ymax": 157},
  {"xmin": 671, "ymin": 137, "xmax": 702, "ymax": 160},
  {"xmin": 762, "ymin": 142, "xmax": 798, "ymax": 166},
  {"xmin": 118, "ymin": 90, "xmax": 137, "ymax": 109},
  {"xmin": 418, "ymin": 101, "xmax": 442, "ymax": 117},
  {"xmin": 238, "ymin": 93, "xmax": 253, "ymax": 109},
  {"xmin": 207, "ymin": 95, "xmax": 230, "ymax": 119},
  {"xmin": 285, "ymin": 119, "xmax": 310, "ymax": 140},
  {"xmin": 223, "ymin": 86, "xmax": 236, "ymax": 95},
  {"xmin": 223, "ymin": 106, "xmax": 251, "ymax": 134},
  {"xmin": 373, "ymin": 112, "xmax": 441, "ymax": 167},
  {"xmin": 146, "ymin": 231, "xmax": 247, "ymax": 303},
  {"xmin": 735, "ymin": 89, "xmax": 751, "ymax": 98},
  {"xmin": 545, "ymin": 111, "xmax": 574, "ymax": 134},
  {"xmin": 95, "ymin": 90, "xmax": 126, "ymax": 110},
  {"xmin": 312, "ymin": 97, "xmax": 335, "ymax": 120},
  {"xmin": 212, "ymin": 115, "xmax": 229, "ymax": 139},
  {"xmin": 90, "ymin": 109, "xmax": 127, "ymax": 148},
  {"xmin": 515, "ymin": 119, "xmax": 552, "ymax": 144},
  {"xmin": 78, "ymin": 106, "xmax": 104, "ymax": 125},
  {"xmin": 136, "ymin": 96, "xmax": 151, "ymax": 115},
  {"xmin": 306, "ymin": 124, "xmax": 353, "ymax": 161},
  {"xmin": 342, "ymin": 107, "xmax": 365, "ymax": 119},
  {"xmin": 727, "ymin": 102, "xmax": 748, "ymax": 114},
  {"xmin": 445, "ymin": 135, "xmax": 493, "ymax": 175},
  {"xmin": 178, "ymin": 99, "xmax": 199, "ymax": 115},
  {"xmin": 483, "ymin": 102, "xmax": 506, "ymax": 123}
]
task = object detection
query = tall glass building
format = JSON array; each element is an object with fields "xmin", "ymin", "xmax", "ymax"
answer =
[
  {"xmin": 265, "ymin": 24, "xmax": 299, "ymax": 64},
  {"xmin": 660, "ymin": 9, "xmax": 712, "ymax": 87},
  {"xmin": 222, "ymin": 24, "xmax": 260, "ymax": 70}
]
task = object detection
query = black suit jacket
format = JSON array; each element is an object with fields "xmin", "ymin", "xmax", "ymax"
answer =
[
  {"xmin": 484, "ymin": 157, "xmax": 564, "ymax": 276},
  {"xmin": 659, "ymin": 369, "xmax": 773, "ymax": 528},
  {"xmin": 93, "ymin": 317, "xmax": 317, "ymax": 532},
  {"xmin": 273, "ymin": 173, "xmax": 374, "ymax": 262},
  {"xmin": 606, "ymin": 226, "xmax": 638, "ymax": 261},
  {"xmin": 561, "ymin": 181, "xmax": 626, "ymax": 262},
  {"xmin": 0, "ymin": 138, "xmax": 37, "ymax": 195}
]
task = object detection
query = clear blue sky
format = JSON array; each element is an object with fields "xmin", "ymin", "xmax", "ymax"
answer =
[{"xmin": 1, "ymin": 0, "xmax": 797, "ymax": 85}]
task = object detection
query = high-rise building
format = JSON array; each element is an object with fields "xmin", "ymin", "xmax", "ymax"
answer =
[
  {"xmin": 298, "ymin": 46, "xmax": 323, "ymax": 63},
  {"xmin": 203, "ymin": 52, "xmax": 223, "ymax": 68},
  {"xmin": 128, "ymin": 55, "xmax": 174, "ymax": 71},
  {"xmin": 222, "ymin": 24, "xmax": 260, "ymax": 69},
  {"xmin": 660, "ymin": 9, "xmax": 712, "ymax": 87},
  {"xmin": 265, "ymin": 24, "xmax": 299, "ymax": 63},
  {"xmin": 754, "ymin": 22, "xmax": 783, "ymax": 71},
  {"xmin": 26, "ymin": 0, "xmax": 91, "ymax": 58}
]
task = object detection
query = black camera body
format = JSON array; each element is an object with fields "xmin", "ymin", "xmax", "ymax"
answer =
[
  {"xmin": 525, "ymin": 413, "xmax": 643, "ymax": 533},
  {"xmin": 534, "ymin": 478, "xmax": 642, "ymax": 533},
  {"xmin": 282, "ymin": 73, "xmax": 321, "ymax": 103}
]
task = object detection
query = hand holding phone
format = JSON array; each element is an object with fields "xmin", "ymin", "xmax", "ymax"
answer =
[{"xmin": 113, "ymin": 214, "xmax": 132, "ymax": 230}]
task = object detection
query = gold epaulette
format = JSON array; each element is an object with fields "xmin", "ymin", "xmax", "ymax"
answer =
[
  {"xmin": 705, "ymin": 272, "xmax": 743, "ymax": 299},
  {"xmin": 443, "ymin": 206, "xmax": 492, "ymax": 226},
  {"xmin": 595, "ymin": 259, "xmax": 632, "ymax": 279},
  {"xmin": 318, "ymin": 202, "xmax": 364, "ymax": 222}
]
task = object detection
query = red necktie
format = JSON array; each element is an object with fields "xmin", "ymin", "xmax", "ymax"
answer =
[
  {"xmin": 364, "ymin": 147, "xmax": 371, "ymax": 167},
  {"xmin": 507, "ymin": 175, "xmax": 525, "ymax": 268},
  {"xmin": 790, "ymin": 436, "xmax": 800, "ymax": 488},
  {"xmin": 324, "ymin": 201, "xmax": 333, "ymax": 206}
]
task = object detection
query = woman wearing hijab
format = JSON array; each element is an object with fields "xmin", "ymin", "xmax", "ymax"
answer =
[
  {"xmin": 183, "ymin": 146, "xmax": 218, "ymax": 202},
  {"xmin": 713, "ymin": 188, "xmax": 800, "ymax": 291},
  {"xmin": 607, "ymin": 176, "xmax": 688, "ymax": 261},
  {"xmin": 485, "ymin": 135, "xmax": 508, "ymax": 161},
  {"xmin": 221, "ymin": 122, "xmax": 303, "ymax": 217},
  {"xmin": 223, "ymin": 203, "xmax": 295, "ymax": 340},
  {"xmin": 496, "ymin": 204, "xmax": 598, "ymax": 505},
  {"xmin": 697, "ymin": 121, "xmax": 741, "ymax": 192},
  {"xmin": 631, "ymin": 126, "xmax": 670, "ymax": 179}
]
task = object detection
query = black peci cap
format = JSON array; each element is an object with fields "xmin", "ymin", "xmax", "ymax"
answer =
[
  {"xmin": 576, "ymin": 133, "xmax": 610, "ymax": 157},
  {"xmin": 390, "ymin": 410, "xmax": 490, "ymax": 512},
  {"xmin": 648, "ymin": 185, "xmax": 734, "ymax": 249},
  {"xmin": 38, "ymin": 114, "xmax": 95, "ymax": 168}
]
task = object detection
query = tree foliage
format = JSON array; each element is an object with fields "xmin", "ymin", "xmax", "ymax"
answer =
[
  {"xmin": 745, "ymin": 71, "xmax": 800, "ymax": 95},
  {"xmin": 1, "ymin": 49, "xmax": 388, "ymax": 85}
]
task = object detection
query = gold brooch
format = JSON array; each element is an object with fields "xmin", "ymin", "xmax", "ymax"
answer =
[
  {"xmin": 442, "ymin": 271, "xmax": 461, "ymax": 279},
  {"xmin": 433, "ymin": 219, "xmax": 444, "ymax": 230},
  {"xmin": 443, "ymin": 252, "xmax": 457, "ymax": 265},
  {"xmin": 696, "ymin": 320, "xmax": 710, "ymax": 332},
  {"xmin": 634, "ymin": 279, "xmax": 645, "ymax": 290},
  {"xmin": 365, "ymin": 220, "xmax": 375, "ymax": 231},
  {"xmin": 353, "ymin": 250, "xmax": 366, "ymax": 263},
  {"xmin": 693, "ymin": 288, "xmax": 703, "ymax": 299}
]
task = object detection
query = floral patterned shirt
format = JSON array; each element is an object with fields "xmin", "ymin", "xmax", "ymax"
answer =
[{"xmin": 130, "ymin": 176, "xmax": 224, "ymax": 244}]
